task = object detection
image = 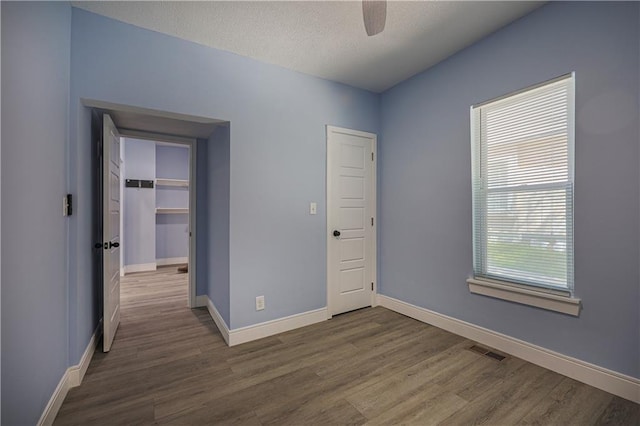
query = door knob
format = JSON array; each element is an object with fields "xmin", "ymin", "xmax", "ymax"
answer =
[
  {"xmin": 333, "ymin": 230, "xmax": 341, "ymax": 237},
  {"xmin": 109, "ymin": 241, "xmax": 120, "ymax": 249}
]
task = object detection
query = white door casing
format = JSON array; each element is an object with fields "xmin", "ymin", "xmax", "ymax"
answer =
[
  {"xmin": 103, "ymin": 114, "xmax": 121, "ymax": 352},
  {"xmin": 327, "ymin": 125, "xmax": 377, "ymax": 316}
]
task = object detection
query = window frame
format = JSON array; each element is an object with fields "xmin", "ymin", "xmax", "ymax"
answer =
[{"xmin": 468, "ymin": 73, "xmax": 580, "ymax": 316}]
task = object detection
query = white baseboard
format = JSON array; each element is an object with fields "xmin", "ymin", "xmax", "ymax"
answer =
[
  {"xmin": 38, "ymin": 321, "xmax": 102, "ymax": 426},
  {"xmin": 197, "ymin": 295, "xmax": 230, "ymax": 345},
  {"xmin": 229, "ymin": 307, "xmax": 327, "ymax": 346},
  {"xmin": 123, "ymin": 262, "xmax": 156, "ymax": 274},
  {"xmin": 37, "ymin": 368, "xmax": 71, "ymax": 426},
  {"xmin": 196, "ymin": 295, "xmax": 328, "ymax": 347},
  {"xmin": 68, "ymin": 320, "xmax": 102, "ymax": 387},
  {"xmin": 194, "ymin": 295, "xmax": 208, "ymax": 309},
  {"xmin": 377, "ymin": 294, "xmax": 640, "ymax": 404},
  {"xmin": 156, "ymin": 257, "xmax": 188, "ymax": 266}
]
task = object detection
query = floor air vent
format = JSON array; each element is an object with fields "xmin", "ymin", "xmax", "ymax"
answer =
[{"xmin": 468, "ymin": 344, "xmax": 506, "ymax": 361}]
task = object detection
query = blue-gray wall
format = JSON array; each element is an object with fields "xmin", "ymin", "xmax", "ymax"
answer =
[
  {"xmin": 379, "ymin": 1, "xmax": 639, "ymax": 378},
  {"xmin": 156, "ymin": 145, "xmax": 189, "ymax": 180},
  {"xmin": 1, "ymin": 2, "xmax": 71, "ymax": 424},
  {"xmin": 123, "ymin": 138, "xmax": 156, "ymax": 266},
  {"xmin": 156, "ymin": 145, "xmax": 189, "ymax": 260},
  {"xmin": 68, "ymin": 7, "xmax": 380, "ymax": 338},
  {"xmin": 156, "ymin": 214, "xmax": 189, "ymax": 260},
  {"xmin": 208, "ymin": 126, "xmax": 231, "ymax": 325}
]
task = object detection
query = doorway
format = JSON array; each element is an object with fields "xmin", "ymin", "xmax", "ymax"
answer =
[
  {"xmin": 119, "ymin": 135, "xmax": 194, "ymax": 302},
  {"xmin": 88, "ymin": 100, "xmax": 226, "ymax": 353}
]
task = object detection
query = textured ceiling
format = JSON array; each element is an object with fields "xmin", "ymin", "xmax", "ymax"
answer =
[{"xmin": 72, "ymin": 1, "xmax": 544, "ymax": 93}]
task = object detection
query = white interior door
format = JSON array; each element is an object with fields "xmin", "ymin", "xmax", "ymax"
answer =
[
  {"xmin": 103, "ymin": 114, "xmax": 121, "ymax": 351},
  {"xmin": 327, "ymin": 125, "xmax": 376, "ymax": 316}
]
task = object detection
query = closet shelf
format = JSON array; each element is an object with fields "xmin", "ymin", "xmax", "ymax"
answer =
[
  {"xmin": 156, "ymin": 178, "xmax": 189, "ymax": 188},
  {"xmin": 156, "ymin": 208, "xmax": 189, "ymax": 214}
]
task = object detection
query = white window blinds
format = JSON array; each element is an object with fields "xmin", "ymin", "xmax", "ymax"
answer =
[{"xmin": 471, "ymin": 74, "xmax": 574, "ymax": 292}]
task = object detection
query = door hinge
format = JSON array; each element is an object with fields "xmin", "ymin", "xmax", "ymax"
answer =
[
  {"xmin": 371, "ymin": 282, "xmax": 374, "ymax": 291},
  {"xmin": 371, "ymin": 152, "xmax": 374, "ymax": 161},
  {"xmin": 371, "ymin": 217, "xmax": 374, "ymax": 226}
]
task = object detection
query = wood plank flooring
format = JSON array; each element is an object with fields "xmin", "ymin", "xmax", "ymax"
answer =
[{"xmin": 54, "ymin": 267, "xmax": 639, "ymax": 425}]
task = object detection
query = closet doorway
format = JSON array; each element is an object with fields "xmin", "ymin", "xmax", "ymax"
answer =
[{"xmin": 119, "ymin": 132, "xmax": 197, "ymax": 308}]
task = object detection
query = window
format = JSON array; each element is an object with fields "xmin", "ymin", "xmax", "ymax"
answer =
[{"xmin": 470, "ymin": 74, "xmax": 575, "ymax": 303}]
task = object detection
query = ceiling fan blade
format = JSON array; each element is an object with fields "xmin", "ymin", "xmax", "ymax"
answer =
[{"xmin": 362, "ymin": 0, "xmax": 386, "ymax": 36}]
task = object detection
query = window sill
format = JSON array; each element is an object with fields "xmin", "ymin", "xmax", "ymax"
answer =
[{"xmin": 467, "ymin": 277, "xmax": 581, "ymax": 316}]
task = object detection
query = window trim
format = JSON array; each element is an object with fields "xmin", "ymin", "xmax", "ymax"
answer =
[
  {"xmin": 467, "ymin": 277, "xmax": 581, "ymax": 316},
  {"xmin": 471, "ymin": 73, "xmax": 574, "ymax": 109},
  {"xmin": 469, "ymin": 73, "xmax": 577, "ymax": 313}
]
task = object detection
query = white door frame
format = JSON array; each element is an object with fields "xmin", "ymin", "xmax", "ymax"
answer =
[
  {"xmin": 118, "ymin": 129, "xmax": 198, "ymax": 309},
  {"xmin": 326, "ymin": 125, "xmax": 377, "ymax": 318},
  {"xmin": 119, "ymin": 139, "xmax": 126, "ymax": 277}
]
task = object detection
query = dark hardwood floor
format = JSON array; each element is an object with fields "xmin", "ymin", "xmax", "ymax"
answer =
[{"xmin": 54, "ymin": 267, "xmax": 639, "ymax": 425}]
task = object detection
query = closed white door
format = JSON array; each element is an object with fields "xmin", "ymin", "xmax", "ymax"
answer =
[
  {"xmin": 327, "ymin": 126, "xmax": 376, "ymax": 316},
  {"xmin": 103, "ymin": 114, "xmax": 121, "ymax": 352}
]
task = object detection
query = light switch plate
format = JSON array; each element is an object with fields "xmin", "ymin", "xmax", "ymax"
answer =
[
  {"xmin": 310, "ymin": 202, "xmax": 317, "ymax": 215},
  {"xmin": 256, "ymin": 295, "xmax": 265, "ymax": 311}
]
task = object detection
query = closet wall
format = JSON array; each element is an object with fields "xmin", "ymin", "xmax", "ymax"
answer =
[
  {"xmin": 123, "ymin": 138, "xmax": 156, "ymax": 273},
  {"xmin": 155, "ymin": 145, "xmax": 189, "ymax": 265},
  {"xmin": 122, "ymin": 138, "xmax": 189, "ymax": 273}
]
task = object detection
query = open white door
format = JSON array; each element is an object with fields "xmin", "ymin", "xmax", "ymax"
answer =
[
  {"xmin": 327, "ymin": 126, "xmax": 376, "ymax": 316},
  {"xmin": 103, "ymin": 114, "xmax": 121, "ymax": 352}
]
